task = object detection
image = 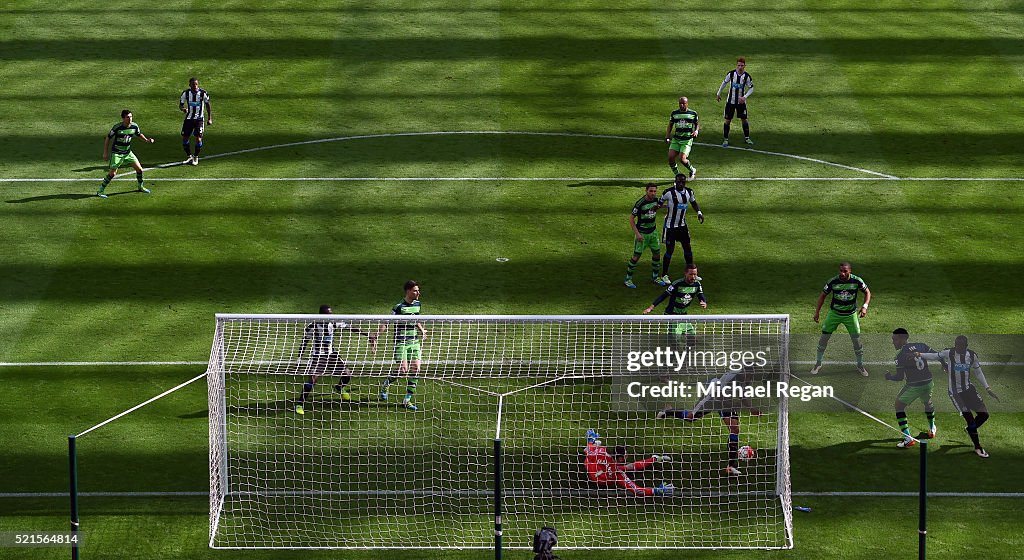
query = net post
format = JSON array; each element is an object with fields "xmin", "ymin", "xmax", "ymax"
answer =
[
  {"xmin": 919, "ymin": 440, "xmax": 927, "ymax": 559},
  {"xmin": 68, "ymin": 435, "xmax": 80, "ymax": 560},
  {"xmin": 494, "ymin": 437, "xmax": 503, "ymax": 560}
]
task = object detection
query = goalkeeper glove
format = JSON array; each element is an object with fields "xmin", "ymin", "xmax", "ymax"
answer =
[
  {"xmin": 586, "ymin": 429, "xmax": 601, "ymax": 445},
  {"xmin": 653, "ymin": 482, "xmax": 674, "ymax": 497},
  {"xmin": 652, "ymin": 454, "xmax": 673, "ymax": 463}
]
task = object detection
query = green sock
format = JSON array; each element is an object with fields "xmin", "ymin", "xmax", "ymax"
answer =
[
  {"xmin": 815, "ymin": 350, "xmax": 825, "ymax": 365},
  {"xmin": 652, "ymin": 260, "xmax": 660, "ymax": 279},
  {"xmin": 670, "ymin": 164, "xmax": 679, "ymax": 175},
  {"xmin": 926, "ymin": 410, "xmax": 936, "ymax": 431},
  {"xmin": 625, "ymin": 260, "xmax": 637, "ymax": 280},
  {"xmin": 682, "ymin": 161, "xmax": 694, "ymax": 174},
  {"xmin": 99, "ymin": 176, "xmax": 112, "ymax": 190}
]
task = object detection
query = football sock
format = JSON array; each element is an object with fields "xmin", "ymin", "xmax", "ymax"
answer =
[
  {"xmin": 963, "ymin": 412, "xmax": 982, "ymax": 448},
  {"xmin": 815, "ymin": 334, "xmax": 831, "ymax": 364},
  {"xmin": 896, "ymin": 411, "xmax": 910, "ymax": 437},
  {"xmin": 136, "ymin": 170, "xmax": 144, "ymax": 187},
  {"xmin": 662, "ymin": 250, "xmax": 673, "ymax": 276},
  {"xmin": 183, "ymin": 141, "xmax": 192, "ymax": 157},
  {"xmin": 651, "ymin": 259, "xmax": 660, "ymax": 279},
  {"xmin": 682, "ymin": 160, "xmax": 694, "ymax": 174},
  {"xmin": 194, "ymin": 142, "xmax": 203, "ymax": 157},
  {"xmin": 298, "ymin": 380, "xmax": 315, "ymax": 404},
  {"xmin": 670, "ymin": 163, "xmax": 680, "ymax": 176},
  {"xmin": 723, "ymin": 123, "xmax": 730, "ymax": 139},
  {"xmin": 852, "ymin": 335, "xmax": 864, "ymax": 366},
  {"xmin": 625, "ymin": 259, "xmax": 638, "ymax": 280},
  {"xmin": 682, "ymin": 243, "xmax": 694, "ymax": 266},
  {"xmin": 728, "ymin": 433, "xmax": 739, "ymax": 467},
  {"xmin": 925, "ymin": 408, "xmax": 936, "ymax": 431},
  {"xmin": 99, "ymin": 175, "xmax": 112, "ymax": 190},
  {"xmin": 742, "ymin": 121, "xmax": 750, "ymax": 138},
  {"xmin": 975, "ymin": 411, "xmax": 989, "ymax": 428},
  {"xmin": 406, "ymin": 377, "xmax": 418, "ymax": 396}
]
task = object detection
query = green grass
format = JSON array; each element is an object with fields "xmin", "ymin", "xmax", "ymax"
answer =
[{"xmin": 2, "ymin": 0, "xmax": 1023, "ymax": 557}]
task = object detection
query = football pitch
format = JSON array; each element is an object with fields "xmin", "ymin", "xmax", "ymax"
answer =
[{"xmin": 1, "ymin": 0, "xmax": 1023, "ymax": 558}]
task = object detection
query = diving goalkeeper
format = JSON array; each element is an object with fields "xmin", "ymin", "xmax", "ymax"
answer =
[{"xmin": 583, "ymin": 429, "xmax": 674, "ymax": 497}]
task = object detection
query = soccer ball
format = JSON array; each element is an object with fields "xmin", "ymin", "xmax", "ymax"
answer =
[{"xmin": 738, "ymin": 445, "xmax": 756, "ymax": 460}]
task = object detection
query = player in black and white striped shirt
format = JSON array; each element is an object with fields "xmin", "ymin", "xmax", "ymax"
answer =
[
  {"xmin": 179, "ymin": 77, "xmax": 212, "ymax": 165},
  {"xmin": 917, "ymin": 336, "xmax": 1000, "ymax": 458},
  {"xmin": 655, "ymin": 174, "xmax": 703, "ymax": 285},
  {"xmin": 294, "ymin": 304, "xmax": 378, "ymax": 415},
  {"xmin": 715, "ymin": 58, "xmax": 754, "ymax": 147}
]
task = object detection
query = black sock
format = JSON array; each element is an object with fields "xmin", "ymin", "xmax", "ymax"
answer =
[
  {"xmin": 723, "ymin": 123, "xmax": 730, "ymax": 139},
  {"xmin": 975, "ymin": 411, "xmax": 989, "ymax": 428},
  {"xmin": 742, "ymin": 121, "xmax": 750, "ymax": 138},
  {"xmin": 183, "ymin": 142, "xmax": 192, "ymax": 157},
  {"xmin": 136, "ymin": 170, "xmax": 144, "ymax": 186},
  {"xmin": 194, "ymin": 142, "xmax": 202, "ymax": 157}
]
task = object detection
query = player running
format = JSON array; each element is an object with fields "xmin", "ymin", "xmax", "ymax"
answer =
[
  {"xmin": 624, "ymin": 183, "xmax": 663, "ymax": 289},
  {"xmin": 294, "ymin": 304, "xmax": 377, "ymax": 415},
  {"xmin": 583, "ymin": 430, "xmax": 674, "ymax": 497},
  {"xmin": 665, "ymin": 96, "xmax": 700, "ymax": 180},
  {"xmin": 885, "ymin": 328, "xmax": 937, "ymax": 448},
  {"xmin": 916, "ymin": 336, "xmax": 999, "ymax": 458},
  {"xmin": 811, "ymin": 262, "xmax": 872, "ymax": 376},
  {"xmin": 376, "ymin": 280, "xmax": 427, "ymax": 411}
]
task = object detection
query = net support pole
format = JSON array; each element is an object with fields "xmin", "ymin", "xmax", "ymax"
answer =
[
  {"xmin": 68, "ymin": 435, "xmax": 80, "ymax": 560},
  {"xmin": 494, "ymin": 437, "xmax": 503, "ymax": 560},
  {"xmin": 918, "ymin": 440, "xmax": 927, "ymax": 560}
]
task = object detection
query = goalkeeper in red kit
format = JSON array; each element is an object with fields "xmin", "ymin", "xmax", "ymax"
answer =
[{"xmin": 583, "ymin": 430, "xmax": 674, "ymax": 497}]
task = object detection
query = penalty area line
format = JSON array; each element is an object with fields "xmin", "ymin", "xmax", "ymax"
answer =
[{"xmin": 2, "ymin": 490, "xmax": 1021, "ymax": 498}]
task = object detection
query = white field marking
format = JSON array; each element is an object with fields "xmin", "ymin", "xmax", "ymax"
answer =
[
  {"xmin": 2, "ymin": 490, "xmax": 1021, "ymax": 499},
  {"xmin": 791, "ymin": 360, "xmax": 1024, "ymax": 367},
  {"xmin": 0, "ymin": 131, "xmax": 924, "ymax": 182},
  {"xmin": 0, "ymin": 361, "xmax": 206, "ymax": 366},
  {"xmin": 145, "ymin": 131, "xmax": 898, "ymax": 178},
  {"xmin": 5, "ymin": 176, "xmax": 1024, "ymax": 183}
]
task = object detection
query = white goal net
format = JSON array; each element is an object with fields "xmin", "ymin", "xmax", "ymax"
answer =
[{"xmin": 208, "ymin": 314, "xmax": 792, "ymax": 550}]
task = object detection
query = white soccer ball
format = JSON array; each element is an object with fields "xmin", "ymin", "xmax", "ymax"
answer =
[{"xmin": 738, "ymin": 445, "xmax": 756, "ymax": 460}]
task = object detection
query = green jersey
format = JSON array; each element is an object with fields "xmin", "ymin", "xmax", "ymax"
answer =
[
  {"xmin": 822, "ymin": 274, "xmax": 868, "ymax": 316},
  {"xmin": 391, "ymin": 299, "xmax": 421, "ymax": 343},
  {"xmin": 108, "ymin": 122, "xmax": 141, "ymax": 155},
  {"xmin": 668, "ymin": 109, "xmax": 699, "ymax": 141},
  {"xmin": 653, "ymin": 278, "xmax": 705, "ymax": 315},
  {"xmin": 631, "ymin": 196, "xmax": 659, "ymax": 235}
]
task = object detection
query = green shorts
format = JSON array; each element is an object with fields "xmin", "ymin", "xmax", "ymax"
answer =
[
  {"xmin": 821, "ymin": 309, "xmax": 860, "ymax": 335},
  {"xmin": 633, "ymin": 231, "xmax": 660, "ymax": 255},
  {"xmin": 897, "ymin": 381, "xmax": 934, "ymax": 406},
  {"xmin": 394, "ymin": 341, "xmax": 422, "ymax": 363},
  {"xmin": 668, "ymin": 138, "xmax": 694, "ymax": 156},
  {"xmin": 672, "ymin": 321, "xmax": 696, "ymax": 335},
  {"xmin": 108, "ymin": 151, "xmax": 138, "ymax": 170}
]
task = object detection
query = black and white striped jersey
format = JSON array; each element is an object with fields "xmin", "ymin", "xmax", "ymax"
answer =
[
  {"xmin": 920, "ymin": 348, "xmax": 989, "ymax": 394},
  {"xmin": 718, "ymin": 70, "xmax": 754, "ymax": 104},
  {"xmin": 179, "ymin": 88, "xmax": 210, "ymax": 120},
  {"xmin": 303, "ymin": 321, "xmax": 349, "ymax": 356},
  {"xmin": 659, "ymin": 186, "xmax": 697, "ymax": 229}
]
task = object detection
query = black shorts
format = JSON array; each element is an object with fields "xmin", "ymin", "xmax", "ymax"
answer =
[
  {"xmin": 949, "ymin": 386, "xmax": 984, "ymax": 414},
  {"xmin": 662, "ymin": 225, "xmax": 691, "ymax": 246},
  {"xmin": 181, "ymin": 119, "xmax": 205, "ymax": 138},
  {"xmin": 310, "ymin": 352, "xmax": 347, "ymax": 375},
  {"xmin": 724, "ymin": 103, "xmax": 748, "ymax": 120}
]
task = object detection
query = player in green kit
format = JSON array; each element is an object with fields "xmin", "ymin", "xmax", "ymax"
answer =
[
  {"xmin": 98, "ymin": 109, "xmax": 155, "ymax": 198},
  {"xmin": 624, "ymin": 183, "xmax": 663, "ymax": 289},
  {"xmin": 811, "ymin": 262, "xmax": 872, "ymax": 376},
  {"xmin": 886, "ymin": 328, "xmax": 937, "ymax": 448},
  {"xmin": 376, "ymin": 280, "xmax": 427, "ymax": 411},
  {"xmin": 643, "ymin": 264, "xmax": 706, "ymax": 337},
  {"xmin": 665, "ymin": 96, "xmax": 700, "ymax": 180}
]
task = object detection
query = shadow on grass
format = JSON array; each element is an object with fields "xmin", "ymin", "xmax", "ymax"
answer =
[
  {"xmin": 5, "ymin": 193, "xmax": 97, "ymax": 203},
  {"xmin": 565, "ymin": 179, "xmax": 673, "ymax": 189}
]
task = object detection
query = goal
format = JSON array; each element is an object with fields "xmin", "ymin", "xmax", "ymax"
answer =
[{"xmin": 207, "ymin": 314, "xmax": 792, "ymax": 550}]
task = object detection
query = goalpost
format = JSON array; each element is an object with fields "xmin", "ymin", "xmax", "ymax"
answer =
[{"xmin": 207, "ymin": 314, "xmax": 792, "ymax": 550}]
